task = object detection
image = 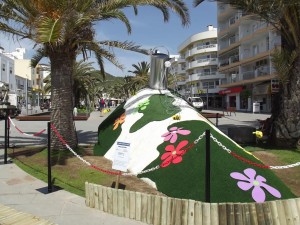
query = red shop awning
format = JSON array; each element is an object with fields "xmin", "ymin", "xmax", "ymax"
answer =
[{"xmin": 219, "ymin": 87, "xmax": 243, "ymax": 95}]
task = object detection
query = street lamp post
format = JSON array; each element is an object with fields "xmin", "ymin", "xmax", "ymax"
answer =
[
  {"xmin": 26, "ymin": 75, "xmax": 28, "ymax": 115},
  {"xmin": 206, "ymin": 87, "xmax": 209, "ymax": 109}
]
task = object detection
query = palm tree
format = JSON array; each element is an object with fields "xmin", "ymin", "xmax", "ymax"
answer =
[
  {"xmin": 0, "ymin": 0, "xmax": 190, "ymax": 149},
  {"xmin": 44, "ymin": 60, "xmax": 103, "ymax": 109},
  {"xmin": 194, "ymin": 0, "xmax": 300, "ymax": 148},
  {"xmin": 128, "ymin": 61, "xmax": 150, "ymax": 92}
]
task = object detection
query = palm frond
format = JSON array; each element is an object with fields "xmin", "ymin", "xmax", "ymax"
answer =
[
  {"xmin": 271, "ymin": 48, "xmax": 297, "ymax": 84},
  {"xmin": 31, "ymin": 47, "xmax": 47, "ymax": 68}
]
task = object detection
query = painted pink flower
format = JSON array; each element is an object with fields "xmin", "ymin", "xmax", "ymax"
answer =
[
  {"xmin": 230, "ymin": 168, "xmax": 281, "ymax": 203},
  {"xmin": 160, "ymin": 140, "xmax": 189, "ymax": 168},
  {"xmin": 161, "ymin": 127, "xmax": 191, "ymax": 143}
]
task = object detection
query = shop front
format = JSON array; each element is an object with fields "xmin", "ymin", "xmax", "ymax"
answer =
[{"xmin": 219, "ymin": 86, "xmax": 243, "ymax": 110}]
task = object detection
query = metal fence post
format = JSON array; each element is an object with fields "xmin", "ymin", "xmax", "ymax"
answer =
[
  {"xmin": 47, "ymin": 122, "xmax": 52, "ymax": 193},
  {"xmin": 205, "ymin": 129, "xmax": 211, "ymax": 202}
]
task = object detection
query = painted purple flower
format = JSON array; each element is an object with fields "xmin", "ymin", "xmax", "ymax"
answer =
[
  {"xmin": 230, "ymin": 168, "xmax": 281, "ymax": 203},
  {"xmin": 161, "ymin": 127, "xmax": 191, "ymax": 143}
]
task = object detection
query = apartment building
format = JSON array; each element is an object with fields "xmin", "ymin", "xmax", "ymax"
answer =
[
  {"xmin": 174, "ymin": 25, "xmax": 225, "ymax": 108},
  {"xmin": 217, "ymin": 3, "xmax": 281, "ymax": 113},
  {"xmin": 0, "ymin": 47, "xmax": 18, "ymax": 106}
]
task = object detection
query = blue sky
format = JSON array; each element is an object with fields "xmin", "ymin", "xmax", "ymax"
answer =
[{"xmin": 0, "ymin": 1, "xmax": 217, "ymax": 77}]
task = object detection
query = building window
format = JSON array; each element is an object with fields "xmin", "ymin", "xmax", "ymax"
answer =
[{"xmin": 2, "ymin": 64, "xmax": 5, "ymax": 71}]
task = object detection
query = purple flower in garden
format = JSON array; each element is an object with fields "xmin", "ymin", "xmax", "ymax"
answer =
[
  {"xmin": 230, "ymin": 168, "xmax": 281, "ymax": 203},
  {"xmin": 161, "ymin": 127, "xmax": 191, "ymax": 143}
]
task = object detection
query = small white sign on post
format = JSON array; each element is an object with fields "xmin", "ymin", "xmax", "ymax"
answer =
[{"xmin": 112, "ymin": 141, "xmax": 130, "ymax": 172}]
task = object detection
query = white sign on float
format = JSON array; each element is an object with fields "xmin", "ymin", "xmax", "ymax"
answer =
[{"xmin": 112, "ymin": 141, "xmax": 131, "ymax": 172}]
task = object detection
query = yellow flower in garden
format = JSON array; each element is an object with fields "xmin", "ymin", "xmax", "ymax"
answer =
[{"xmin": 113, "ymin": 113, "xmax": 126, "ymax": 130}]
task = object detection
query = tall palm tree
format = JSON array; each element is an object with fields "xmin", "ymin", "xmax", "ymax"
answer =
[
  {"xmin": 0, "ymin": 0, "xmax": 190, "ymax": 149},
  {"xmin": 128, "ymin": 61, "xmax": 150, "ymax": 91},
  {"xmin": 44, "ymin": 60, "xmax": 103, "ymax": 109},
  {"xmin": 194, "ymin": 0, "xmax": 300, "ymax": 148}
]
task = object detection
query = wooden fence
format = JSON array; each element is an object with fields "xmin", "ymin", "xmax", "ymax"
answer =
[{"xmin": 85, "ymin": 182, "xmax": 300, "ymax": 225}]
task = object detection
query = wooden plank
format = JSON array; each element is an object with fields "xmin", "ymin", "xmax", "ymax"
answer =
[
  {"xmin": 218, "ymin": 203, "xmax": 227, "ymax": 225},
  {"xmin": 288, "ymin": 199, "xmax": 300, "ymax": 224},
  {"xmin": 202, "ymin": 203, "xmax": 210, "ymax": 225},
  {"xmin": 174, "ymin": 199, "xmax": 182, "ymax": 225},
  {"xmin": 166, "ymin": 197, "xmax": 173, "ymax": 225},
  {"xmin": 106, "ymin": 187, "xmax": 113, "ymax": 214},
  {"xmin": 141, "ymin": 193, "xmax": 148, "ymax": 223},
  {"xmin": 262, "ymin": 202, "xmax": 273, "ymax": 225},
  {"xmin": 117, "ymin": 189, "xmax": 124, "ymax": 217},
  {"xmin": 161, "ymin": 196, "xmax": 168, "ymax": 225},
  {"xmin": 282, "ymin": 199, "xmax": 295, "ymax": 225},
  {"xmin": 112, "ymin": 188, "xmax": 118, "ymax": 215},
  {"xmin": 129, "ymin": 191, "xmax": 136, "ymax": 220},
  {"xmin": 226, "ymin": 203, "xmax": 235, "ymax": 225},
  {"xmin": 210, "ymin": 203, "xmax": 218, "ymax": 225},
  {"xmin": 124, "ymin": 190, "xmax": 130, "ymax": 218},
  {"xmin": 146, "ymin": 194, "xmax": 154, "ymax": 224},
  {"xmin": 296, "ymin": 198, "xmax": 300, "ymax": 214},
  {"xmin": 234, "ymin": 203, "xmax": 243, "ymax": 225},
  {"xmin": 181, "ymin": 199, "xmax": 188, "ymax": 225},
  {"xmin": 288, "ymin": 199, "xmax": 300, "ymax": 225},
  {"xmin": 98, "ymin": 185, "xmax": 104, "ymax": 211},
  {"xmin": 102, "ymin": 186, "xmax": 108, "ymax": 212},
  {"xmin": 268, "ymin": 200, "xmax": 280, "ymax": 225},
  {"xmin": 242, "ymin": 203, "xmax": 251, "ymax": 225},
  {"xmin": 276, "ymin": 200, "xmax": 288, "ymax": 225},
  {"xmin": 0, "ymin": 208, "xmax": 56, "ymax": 225},
  {"xmin": 93, "ymin": 184, "xmax": 99, "ymax": 209},
  {"xmin": 135, "ymin": 192, "xmax": 142, "ymax": 221},
  {"xmin": 153, "ymin": 195, "xmax": 162, "ymax": 225},
  {"xmin": 256, "ymin": 203, "xmax": 266, "ymax": 225},
  {"xmin": 0, "ymin": 212, "xmax": 27, "ymax": 223},
  {"xmin": 85, "ymin": 182, "xmax": 90, "ymax": 206},
  {"xmin": 249, "ymin": 203, "xmax": 259, "ymax": 225},
  {"xmin": 187, "ymin": 199, "xmax": 195, "ymax": 225},
  {"xmin": 88, "ymin": 183, "xmax": 95, "ymax": 208},
  {"xmin": 194, "ymin": 201, "xmax": 202, "ymax": 225}
]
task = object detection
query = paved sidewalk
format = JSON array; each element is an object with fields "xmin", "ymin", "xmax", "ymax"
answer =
[
  {"xmin": 0, "ymin": 109, "xmax": 146, "ymax": 225},
  {"xmin": 0, "ymin": 109, "xmax": 271, "ymax": 225}
]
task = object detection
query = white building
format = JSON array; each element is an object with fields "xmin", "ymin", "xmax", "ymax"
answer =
[
  {"xmin": 173, "ymin": 25, "xmax": 225, "ymax": 108},
  {"xmin": 0, "ymin": 47, "xmax": 18, "ymax": 106},
  {"xmin": 217, "ymin": 3, "xmax": 280, "ymax": 112},
  {"xmin": 14, "ymin": 58, "xmax": 33, "ymax": 105}
]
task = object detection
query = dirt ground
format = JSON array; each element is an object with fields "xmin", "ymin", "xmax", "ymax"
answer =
[
  {"xmin": 253, "ymin": 151, "xmax": 300, "ymax": 196},
  {"xmin": 9, "ymin": 147, "xmax": 299, "ymax": 198}
]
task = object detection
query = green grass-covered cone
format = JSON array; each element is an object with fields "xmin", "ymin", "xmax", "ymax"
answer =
[{"xmin": 94, "ymin": 88, "xmax": 295, "ymax": 203}]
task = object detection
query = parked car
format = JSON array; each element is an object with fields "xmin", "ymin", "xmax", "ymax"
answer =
[{"xmin": 187, "ymin": 96, "xmax": 204, "ymax": 111}]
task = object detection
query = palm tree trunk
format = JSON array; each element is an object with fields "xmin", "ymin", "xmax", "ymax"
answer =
[
  {"xmin": 271, "ymin": 55, "xmax": 300, "ymax": 148},
  {"xmin": 49, "ymin": 47, "xmax": 77, "ymax": 150}
]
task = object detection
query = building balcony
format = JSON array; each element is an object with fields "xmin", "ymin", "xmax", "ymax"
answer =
[
  {"xmin": 186, "ymin": 44, "xmax": 218, "ymax": 59},
  {"xmin": 218, "ymin": 19, "xmax": 240, "ymax": 38},
  {"xmin": 187, "ymin": 58, "xmax": 218, "ymax": 70},
  {"xmin": 239, "ymin": 24, "xmax": 269, "ymax": 43},
  {"xmin": 178, "ymin": 57, "xmax": 186, "ymax": 64},
  {"xmin": 188, "ymin": 72, "xmax": 225, "ymax": 82},
  {"xmin": 218, "ymin": 42, "xmax": 240, "ymax": 55},
  {"xmin": 219, "ymin": 72, "xmax": 277, "ymax": 88},
  {"xmin": 177, "ymin": 68, "xmax": 186, "ymax": 75},
  {"xmin": 218, "ymin": 5, "xmax": 236, "ymax": 22}
]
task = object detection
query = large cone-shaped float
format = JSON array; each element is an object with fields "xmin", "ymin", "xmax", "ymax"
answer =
[{"xmin": 94, "ymin": 51, "xmax": 295, "ymax": 203}]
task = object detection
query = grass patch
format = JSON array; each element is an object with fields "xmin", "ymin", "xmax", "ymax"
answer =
[
  {"xmin": 9, "ymin": 146, "xmax": 163, "ymax": 198},
  {"xmin": 12, "ymin": 147, "xmax": 111, "ymax": 197}
]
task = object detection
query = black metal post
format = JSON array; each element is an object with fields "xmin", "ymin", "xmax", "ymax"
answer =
[
  {"xmin": 4, "ymin": 112, "xmax": 7, "ymax": 164},
  {"xmin": 47, "ymin": 122, "xmax": 52, "ymax": 193},
  {"xmin": 205, "ymin": 129, "xmax": 211, "ymax": 202},
  {"xmin": 7, "ymin": 112, "xmax": 10, "ymax": 147},
  {"xmin": 216, "ymin": 113, "xmax": 219, "ymax": 127}
]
